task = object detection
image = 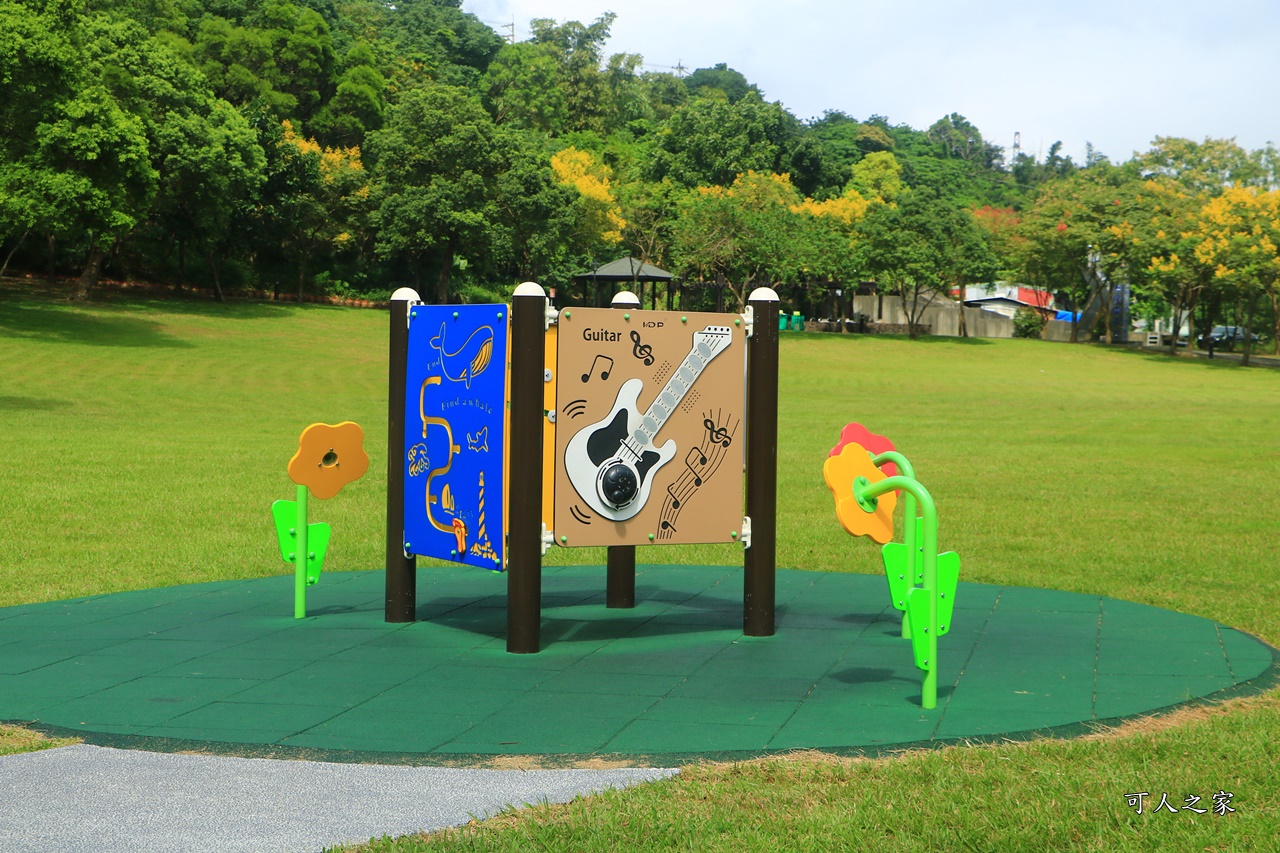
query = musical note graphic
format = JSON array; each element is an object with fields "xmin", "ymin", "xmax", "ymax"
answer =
[
  {"xmin": 655, "ymin": 409, "xmax": 740, "ymax": 541},
  {"xmin": 580, "ymin": 354, "xmax": 614, "ymax": 383},
  {"xmin": 684, "ymin": 447, "xmax": 706, "ymax": 486},
  {"xmin": 704, "ymin": 418, "xmax": 732, "ymax": 448},
  {"xmin": 629, "ymin": 330, "xmax": 654, "ymax": 366}
]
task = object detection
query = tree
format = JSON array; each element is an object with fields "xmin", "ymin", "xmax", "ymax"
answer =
[
  {"xmin": 309, "ymin": 44, "xmax": 387, "ymax": 146},
  {"xmin": 490, "ymin": 128, "xmax": 579, "ymax": 285},
  {"xmin": 970, "ymin": 205, "xmax": 1025, "ymax": 281},
  {"xmin": 528, "ymin": 14, "xmax": 616, "ymax": 133},
  {"xmin": 482, "ymin": 42, "xmax": 567, "ymax": 133},
  {"xmin": 152, "ymin": 98, "xmax": 266, "ymax": 300},
  {"xmin": 0, "ymin": 6, "xmax": 167, "ymax": 295},
  {"xmin": 367, "ymin": 84, "xmax": 501, "ymax": 301},
  {"xmin": 684, "ymin": 63, "xmax": 762, "ymax": 104},
  {"xmin": 855, "ymin": 188, "xmax": 997, "ymax": 339},
  {"xmin": 1017, "ymin": 165, "xmax": 1141, "ymax": 342},
  {"xmin": 648, "ymin": 95, "xmax": 793, "ymax": 187},
  {"xmin": 1114, "ymin": 177, "xmax": 1211, "ymax": 353},
  {"xmin": 1192, "ymin": 186, "xmax": 1280, "ymax": 365},
  {"xmin": 616, "ymin": 178, "xmax": 685, "ymax": 304},
  {"xmin": 637, "ymin": 71, "xmax": 687, "ymax": 123},
  {"xmin": 1137, "ymin": 137, "xmax": 1261, "ymax": 193},
  {"xmin": 847, "ymin": 151, "xmax": 904, "ymax": 203},
  {"xmin": 550, "ymin": 146, "xmax": 626, "ymax": 246},
  {"xmin": 375, "ymin": 0, "xmax": 503, "ymax": 89},
  {"xmin": 0, "ymin": 0, "xmax": 79, "ymax": 275},
  {"xmin": 262, "ymin": 120, "xmax": 368, "ymax": 298},
  {"xmin": 671, "ymin": 171, "xmax": 812, "ymax": 311},
  {"xmin": 927, "ymin": 112, "xmax": 1004, "ymax": 171}
]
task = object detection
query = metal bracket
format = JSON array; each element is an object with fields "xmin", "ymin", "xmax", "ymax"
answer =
[
  {"xmin": 544, "ymin": 305, "xmax": 559, "ymax": 330},
  {"xmin": 742, "ymin": 305, "xmax": 754, "ymax": 339},
  {"xmin": 406, "ymin": 300, "xmax": 424, "ymax": 329},
  {"xmin": 540, "ymin": 522, "xmax": 555, "ymax": 556},
  {"xmin": 739, "ymin": 516, "xmax": 752, "ymax": 549}
]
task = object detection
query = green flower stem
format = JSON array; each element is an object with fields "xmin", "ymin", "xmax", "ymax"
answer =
[
  {"xmin": 872, "ymin": 452, "xmax": 916, "ymax": 639},
  {"xmin": 295, "ymin": 484, "xmax": 308, "ymax": 619},
  {"xmin": 871, "ymin": 450, "xmax": 914, "ymax": 480},
  {"xmin": 856, "ymin": 474, "xmax": 938, "ymax": 709}
]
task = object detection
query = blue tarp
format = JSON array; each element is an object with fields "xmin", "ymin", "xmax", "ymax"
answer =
[{"xmin": 1055, "ymin": 310, "xmax": 1081, "ymax": 322}]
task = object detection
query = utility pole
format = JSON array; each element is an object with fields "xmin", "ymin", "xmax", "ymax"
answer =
[{"xmin": 501, "ymin": 19, "xmax": 515, "ymax": 44}]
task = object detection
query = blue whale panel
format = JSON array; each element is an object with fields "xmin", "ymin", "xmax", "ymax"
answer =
[{"xmin": 404, "ymin": 304, "xmax": 508, "ymax": 570}]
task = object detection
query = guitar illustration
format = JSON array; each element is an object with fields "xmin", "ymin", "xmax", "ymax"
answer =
[{"xmin": 564, "ymin": 325, "xmax": 733, "ymax": 521}]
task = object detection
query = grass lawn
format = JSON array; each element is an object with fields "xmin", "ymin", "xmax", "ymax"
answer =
[{"xmin": 1, "ymin": 279, "xmax": 1278, "ymax": 849}]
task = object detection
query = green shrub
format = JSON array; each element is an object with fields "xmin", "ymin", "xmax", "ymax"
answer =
[{"xmin": 1012, "ymin": 306, "xmax": 1044, "ymax": 338}]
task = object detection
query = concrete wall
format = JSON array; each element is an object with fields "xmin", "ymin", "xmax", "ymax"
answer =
[
  {"xmin": 851, "ymin": 295, "xmax": 1014, "ymax": 339},
  {"xmin": 1044, "ymin": 319, "xmax": 1088, "ymax": 342}
]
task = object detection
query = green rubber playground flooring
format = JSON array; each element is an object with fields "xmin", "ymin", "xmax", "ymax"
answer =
[{"xmin": 0, "ymin": 565, "xmax": 1274, "ymax": 764}]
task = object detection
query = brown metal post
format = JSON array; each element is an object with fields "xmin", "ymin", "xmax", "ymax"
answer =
[
  {"xmin": 606, "ymin": 290, "xmax": 640, "ymax": 609},
  {"xmin": 744, "ymin": 287, "xmax": 780, "ymax": 636},
  {"xmin": 386, "ymin": 288, "xmax": 419, "ymax": 622},
  {"xmin": 507, "ymin": 283, "xmax": 547, "ymax": 653}
]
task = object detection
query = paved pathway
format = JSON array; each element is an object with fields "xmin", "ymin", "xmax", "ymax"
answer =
[{"xmin": 0, "ymin": 744, "xmax": 675, "ymax": 853}]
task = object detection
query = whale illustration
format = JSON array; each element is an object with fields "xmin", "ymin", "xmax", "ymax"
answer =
[{"xmin": 429, "ymin": 322, "xmax": 494, "ymax": 389}]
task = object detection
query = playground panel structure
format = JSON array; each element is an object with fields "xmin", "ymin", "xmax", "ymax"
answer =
[
  {"xmin": 401, "ymin": 304, "xmax": 509, "ymax": 571},
  {"xmin": 384, "ymin": 284, "xmax": 783, "ymax": 654},
  {"xmin": 552, "ymin": 306, "xmax": 746, "ymax": 548}
]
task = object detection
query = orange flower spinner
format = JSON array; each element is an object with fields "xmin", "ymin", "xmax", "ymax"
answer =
[
  {"xmin": 823, "ymin": 441, "xmax": 897, "ymax": 544},
  {"xmin": 287, "ymin": 422, "xmax": 369, "ymax": 499}
]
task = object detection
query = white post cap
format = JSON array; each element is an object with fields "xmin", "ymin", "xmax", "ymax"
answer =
[
  {"xmin": 748, "ymin": 286, "xmax": 780, "ymax": 303},
  {"xmin": 390, "ymin": 287, "xmax": 421, "ymax": 302},
  {"xmin": 513, "ymin": 281, "xmax": 545, "ymax": 297},
  {"xmin": 611, "ymin": 290, "xmax": 641, "ymax": 306}
]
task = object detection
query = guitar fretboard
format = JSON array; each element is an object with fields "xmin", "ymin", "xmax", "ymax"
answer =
[{"xmin": 632, "ymin": 326, "xmax": 732, "ymax": 447}]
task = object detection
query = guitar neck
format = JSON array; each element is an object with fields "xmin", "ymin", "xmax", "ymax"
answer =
[{"xmin": 639, "ymin": 327, "xmax": 732, "ymax": 436}]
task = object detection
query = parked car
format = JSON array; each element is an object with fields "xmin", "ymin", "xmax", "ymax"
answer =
[{"xmin": 1199, "ymin": 325, "xmax": 1260, "ymax": 350}]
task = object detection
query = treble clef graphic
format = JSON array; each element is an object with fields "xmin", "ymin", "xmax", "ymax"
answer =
[
  {"xmin": 704, "ymin": 417, "xmax": 732, "ymax": 447},
  {"xmin": 629, "ymin": 330, "xmax": 654, "ymax": 366}
]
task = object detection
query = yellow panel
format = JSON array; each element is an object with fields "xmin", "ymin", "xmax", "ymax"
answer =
[{"xmin": 541, "ymin": 322, "xmax": 557, "ymax": 532}]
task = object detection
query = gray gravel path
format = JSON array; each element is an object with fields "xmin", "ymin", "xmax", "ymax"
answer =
[{"xmin": 0, "ymin": 745, "xmax": 677, "ymax": 853}]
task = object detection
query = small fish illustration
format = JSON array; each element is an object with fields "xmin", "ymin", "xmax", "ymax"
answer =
[
  {"xmin": 467, "ymin": 426, "xmax": 489, "ymax": 453},
  {"xmin": 430, "ymin": 323, "xmax": 494, "ymax": 389}
]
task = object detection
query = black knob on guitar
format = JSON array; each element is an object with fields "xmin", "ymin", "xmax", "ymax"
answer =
[{"xmin": 599, "ymin": 463, "xmax": 638, "ymax": 508}]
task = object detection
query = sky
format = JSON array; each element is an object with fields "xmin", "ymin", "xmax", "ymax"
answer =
[{"xmin": 463, "ymin": 0, "xmax": 1278, "ymax": 165}]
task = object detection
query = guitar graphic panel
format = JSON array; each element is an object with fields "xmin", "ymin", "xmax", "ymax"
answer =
[{"xmin": 564, "ymin": 325, "xmax": 733, "ymax": 521}]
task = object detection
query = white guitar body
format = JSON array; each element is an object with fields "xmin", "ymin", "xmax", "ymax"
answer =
[
  {"xmin": 564, "ymin": 326, "xmax": 732, "ymax": 522},
  {"xmin": 564, "ymin": 378, "xmax": 676, "ymax": 521}
]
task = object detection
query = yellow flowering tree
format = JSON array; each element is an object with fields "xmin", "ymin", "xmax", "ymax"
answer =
[
  {"xmin": 671, "ymin": 171, "xmax": 853, "ymax": 311},
  {"xmin": 1192, "ymin": 186, "xmax": 1280, "ymax": 363},
  {"xmin": 1120, "ymin": 178, "xmax": 1213, "ymax": 352},
  {"xmin": 276, "ymin": 120, "xmax": 369, "ymax": 297},
  {"xmin": 550, "ymin": 146, "xmax": 625, "ymax": 246}
]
